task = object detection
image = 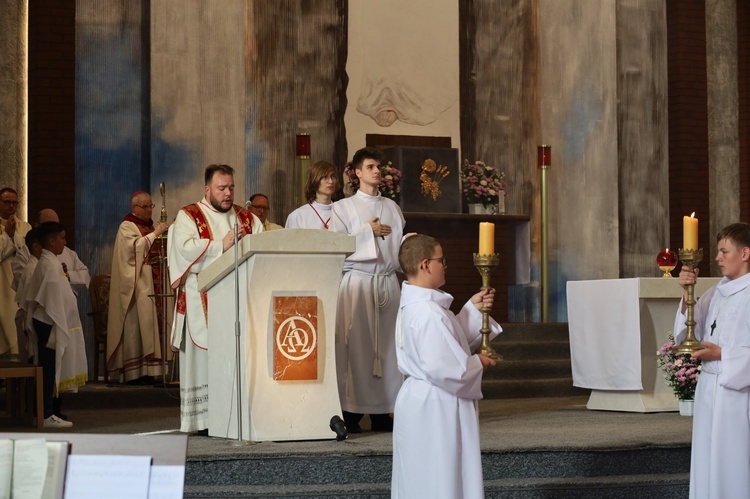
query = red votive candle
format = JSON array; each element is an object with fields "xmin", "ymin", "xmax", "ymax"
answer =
[
  {"xmin": 538, "ymin": 145, "xmax": 551, "ymax": 167},
  {"xmin": 296, "ymin": 133, "xmax": 311, "ymax": 158}
]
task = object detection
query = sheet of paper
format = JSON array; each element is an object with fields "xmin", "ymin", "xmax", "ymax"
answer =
[
  {"xmin": 148, "ymin": 465, "xmax": 185, "ymax": 499},
  {"xmin": 41, "ymin": 441, "xmax": 70, "ymax": 499},
  {"xmin": 12, "ymin": 438, "xmax": 48, "ymax": 499},
  {"xmin": 64, "ymin": 455, "xmax": 151, "ymax": 499},
  {"xmin": 0, "ymin": 440, "xmax": 13, "ymax": 499}
]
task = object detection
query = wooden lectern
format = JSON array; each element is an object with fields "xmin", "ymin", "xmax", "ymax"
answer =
[{"xmin": 197, "ymin": 229, "xmax": 354, "ymax": 441}]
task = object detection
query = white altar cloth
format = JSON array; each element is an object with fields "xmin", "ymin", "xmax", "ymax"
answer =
[{"xmin": 567, "ymin": 277, "xmax": 719, "ymax": 412}]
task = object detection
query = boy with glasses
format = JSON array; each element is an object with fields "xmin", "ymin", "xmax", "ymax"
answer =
[{"xmin": 391, "ymin": 234, "xmax": 501, "ymax": 498}]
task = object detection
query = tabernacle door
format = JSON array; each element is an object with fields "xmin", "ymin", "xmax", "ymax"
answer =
[{"xmin": 198, "ymin": 229, "xmax": 354, "ymax": 441}]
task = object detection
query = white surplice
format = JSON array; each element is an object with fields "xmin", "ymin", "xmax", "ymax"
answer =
[
  {"xmin": 21, "ymin": 249, "xmax": 87, "ymax": 393},
  {"xmin": 0, "ymin": 217, "xmax": 30, "ymax": 355},
  {"xmin": 285, "ymin": 201, "xmax": 333, "ymax": 230},
  {"xmin": 167, "ymin": 200, "xmax": 263, "ymax": 432},
  {"xmin": 392, "ymin": 282, "xmax": 501, "ymax": 499},
  {"xmin": 13, "ymin": 245, "xmax": 90, "ymax": 296},
  {"xmin": 673, "ymin": 272, "xmax": 750, "ymax": 499},
  {"xmin": 331, "ymin": 190, "xmax": 405, "ymax": 414},
  {"xmin": 107, "ymin": 220, "xmax": 166, "ymax": 382}
]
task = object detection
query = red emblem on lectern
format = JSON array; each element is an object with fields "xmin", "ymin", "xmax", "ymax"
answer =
[{"xmin": 273, "ymin": 296, "xmax": 318, "ymax": 380}]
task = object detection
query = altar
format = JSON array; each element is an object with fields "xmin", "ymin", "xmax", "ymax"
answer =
[{"xmin": 567, "ymin": 277, "xmax": 719, "ymax": 412}]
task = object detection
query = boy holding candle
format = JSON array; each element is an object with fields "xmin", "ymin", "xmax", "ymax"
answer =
[
  {"xmin": 675, "ymin": 222, "xmax": 750, "ymax": 499},
  {"xmin": 391, "ymin": 234, "xmax": 500, "ymax": 499}
]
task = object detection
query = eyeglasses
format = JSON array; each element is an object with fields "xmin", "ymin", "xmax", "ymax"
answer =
[
  {"xmin": 427, "ymin": 256, "xmax": 448, "ymax": 267},
  {"xmin": 1, "ymin": 200, "xmax": 19, "ymax": 206},
  {"xmin": 250, "ymin": 205, "xmax": 269, "ymax": 211},
  {"xmin": 137, "ymin": 204, "xmax": 155, "ymax": 209}
]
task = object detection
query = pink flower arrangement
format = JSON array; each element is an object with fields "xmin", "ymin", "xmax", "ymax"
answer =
[
  {"xmin": 657, "ymin": 333, "xmax": 701, "ymax": 400},
  {"xmin": 343, "ymin": 161, "xmax": 402, "ymax": 200},
  {"xmin": 461, "ymin": 159, "xmax": 509, "ymax": 207}
]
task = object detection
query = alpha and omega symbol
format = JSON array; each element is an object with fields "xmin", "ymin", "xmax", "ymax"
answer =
[{"xmin": 275, "ymin": 316, "xmax": 317, "ymax": 361}]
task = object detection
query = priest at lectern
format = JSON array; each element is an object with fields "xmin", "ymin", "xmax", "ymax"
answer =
[{"xmin": 167, "ymin": 164, "xmax": 263, "ymax": 433}]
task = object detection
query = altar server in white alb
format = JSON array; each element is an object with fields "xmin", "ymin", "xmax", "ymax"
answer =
[
  {"xmin": 674, "ymin": 222, "xmax": 750, "ymax": 499},
  {"xmin": 14, "ymin": 228, "xmax": 43, "ymax": 363},
  {"xmin": 21, "ymin": 222, "xmax": 88, "ymax": 428},
  {"xmin": 286, "ymin": 161, "xmax": 339, "ymax": 230},
  {"xmin": 167, "ymin": 164, "xmax": 262, "ymax": 433},
  {"xmin": 331, "ymin": 147, "xmax": 406, "ymax": 433},
  {"xmin": 391, "ymin": 234, "xmax": 499, "ymax": 499}
]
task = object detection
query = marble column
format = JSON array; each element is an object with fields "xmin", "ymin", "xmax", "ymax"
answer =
[
  {"xmin": 616, "ymin": 0, "xmax": 669, "ymax": 278},
  {"xmin": 0, "ymin": 0, "xmax": 27, "ymax": 216},
  {"xmin": 706, "ymin": 0, "xmax": 739, "ymax": 260}
]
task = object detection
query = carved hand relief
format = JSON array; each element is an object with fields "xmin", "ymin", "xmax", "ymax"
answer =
[{"xmin": 375, "ymin": 110, "xmax": 398, "ymax": 127}]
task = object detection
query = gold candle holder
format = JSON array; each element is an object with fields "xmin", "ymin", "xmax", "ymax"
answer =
[
  {"xmin": 675, "ymin": 248, "xmax": 705, "ymax": 355},
  {"xmin": 473, "ymin": 253, "xmax": 502, "ymax": 361}
]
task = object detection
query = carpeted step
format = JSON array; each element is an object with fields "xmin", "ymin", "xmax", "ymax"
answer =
[
  {"xmin": 483, "ymin": 473, "xmax": 689, "ymax": 499},
  {"xmin": 484, "ymin": 358, "xmax": 574, "ymax": 380},
  {"xmin": 496, "ymin": 323, "xmax": 570, "ymax": 342},
  {"xmin": 479, "ymin": 322, "xmax": 582, "ymax": 398},
  {"xmin": 482, "ymin": 378, "xmax": 589, "ymax": 399},
  {"xmin": 489, "ymin": 339, "xmax": 572, "ymax": 360},
  {"xmin": 183, "ymin": 446, "xmax": 689, "ymax": 498}
]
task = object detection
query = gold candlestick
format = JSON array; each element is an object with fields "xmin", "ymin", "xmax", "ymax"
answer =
[
  {"xmin": 473, "ymin": 253, "xmax": 502, "ymax": 361},
  {"xmin": 675, "ymin": 248, "xmax": 705, "ymax": 355}
]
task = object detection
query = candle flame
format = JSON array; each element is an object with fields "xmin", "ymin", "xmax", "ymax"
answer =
[{"xmin": 690, "ymin": 212, "xmax": 695, "ymax": 218}]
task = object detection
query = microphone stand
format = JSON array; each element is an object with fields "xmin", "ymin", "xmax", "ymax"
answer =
[{"xmin": 233, "ymin": 222, "xmax": 244, "ymax": 442}]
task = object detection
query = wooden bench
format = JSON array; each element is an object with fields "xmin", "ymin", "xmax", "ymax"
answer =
[{"xmin": 0, "ymin": 361, "xmax": 44, "ymax": 429}]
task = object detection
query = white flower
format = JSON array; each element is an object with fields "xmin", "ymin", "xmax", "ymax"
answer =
[
  {"xmin": 385, "ymin": 174, "xmax": 392, "ymax": 180},
  {"xmin": 480, "ymin": 180, "xmax": 488, "ymax": 186},
  {"xmin": 675, "ymin": 359, "xmax": 683, "ymax": 367},
  {"xmin": 489, "ymin": 189, "xmax": 496, "ymax": 196}
]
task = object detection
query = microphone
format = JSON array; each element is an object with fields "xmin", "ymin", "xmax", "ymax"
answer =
[{"xmin": 329, "ymin": 415, "xmax": 348, "ymax": 441}]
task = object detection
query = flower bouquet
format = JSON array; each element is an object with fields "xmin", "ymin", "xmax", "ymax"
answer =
[
  {"xmin": 657, "ymin": 333, "xmax": 701, "ymax": 401},
  {"xmin": 460, "ymin": 159, "xmax": 509, "ymax": 208},
  {"xmin": 343, "ymin": 161, "xmax": 402, "ymax": 200}
]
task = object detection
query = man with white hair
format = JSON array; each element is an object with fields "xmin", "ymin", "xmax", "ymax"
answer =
[{"xmin": 107, "ymin": 191, "xmax": 170, "ymax": 383}]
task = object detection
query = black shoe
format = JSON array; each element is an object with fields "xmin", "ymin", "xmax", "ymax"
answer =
[
  {"xmin": 126, "ymin": 376, "xmax": 154, "ymax": 386},
  {"xmin": 370, "ymin": 414, "xmax": 393, "ymax": 432},
  {"xmin": 343, "ymin": 411, "xmax": 363, "ymax": 434},
  {"xmin": 193, "ymin": 429, "xmax": 209, "ymax": 437}
]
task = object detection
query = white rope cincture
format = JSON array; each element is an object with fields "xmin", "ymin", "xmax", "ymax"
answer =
[{"xmin": 350, "ymin": 268, "xmax": 393, "ymax": 377}]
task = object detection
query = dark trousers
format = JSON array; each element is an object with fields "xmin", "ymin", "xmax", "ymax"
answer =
[{"xmin": 33, "ymin": 319, "xmax": 57, "ymax": 419}]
